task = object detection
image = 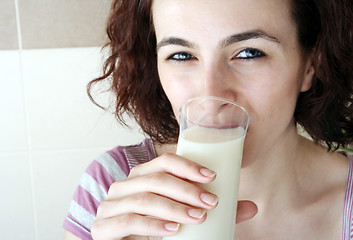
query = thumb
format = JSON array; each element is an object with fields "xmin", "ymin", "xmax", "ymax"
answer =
[{"xmin": 236, "ymin": 200, "xmax": 258, "ymax": 223}]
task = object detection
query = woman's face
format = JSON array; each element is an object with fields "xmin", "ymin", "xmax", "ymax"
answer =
[{"xmin": 152, "ymin": 0, "xmax": 314, "ymax": 164}]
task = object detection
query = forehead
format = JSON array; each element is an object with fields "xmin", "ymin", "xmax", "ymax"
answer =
[{"xmin": 151, "ymin": 0, "xmax": 295, "ymax": 42}]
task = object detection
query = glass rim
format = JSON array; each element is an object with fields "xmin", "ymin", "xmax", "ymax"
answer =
[{"xmin": 179, "ymin": 96, "xmax": 250, "ymax": 131}]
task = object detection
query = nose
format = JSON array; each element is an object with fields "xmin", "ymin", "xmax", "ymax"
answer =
[
  {"xmin": 198, "ymin": 61, "xmax": 234, "ymax": 99},
  {"xmin": 184, "ymin": 96, "xmax": 246, "ymax": 129}
]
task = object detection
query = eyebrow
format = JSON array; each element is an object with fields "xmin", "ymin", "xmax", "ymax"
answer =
[
  {"xmin": 156, "ymin": 37, "xmax": 196, "ymax": 51},
  {"xmin": 156, "ymin": 30, "xmax": 280, "ymax": 51},
  {"xmin": 220, "ymin": 30, "xmax": 280, "ymax": 48}
]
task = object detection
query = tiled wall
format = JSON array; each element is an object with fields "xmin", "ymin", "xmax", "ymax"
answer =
[{"xmin": 0, "ymin": 1, "xmax": 145, "ymax": 239}]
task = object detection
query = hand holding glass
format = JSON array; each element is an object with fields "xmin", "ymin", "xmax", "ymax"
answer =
[{"xmin": 165, "ymin": 96, "xmax": 249, "ymax": 240}]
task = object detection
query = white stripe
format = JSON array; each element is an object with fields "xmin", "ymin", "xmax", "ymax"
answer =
[
  {"xmin": 69, "ymin": 200, "xmax": 96, "ymax": 230},
  {"xmin": 80, "ymin": 173, "xmax": 107, "ymax": 202},
  {"xmin": 96, "ymin": 152, "xmax": 127, "ymax": 181}
]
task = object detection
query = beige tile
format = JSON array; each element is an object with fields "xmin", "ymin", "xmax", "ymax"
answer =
[
  {"xmin": 18, "ymin": 0, "xmax": 111, "ymax": 49},
  {"xmin": 0, "ymin": 153, "xmax": 36, "ymax": 240},
  {"xmin": 0, "ymin": 0, "xmax": 19, "ymax": 50},
  {"xmin": 31, "ymin": 148, "xmax": 107, "ymax": 240},
  {"xmin": 0, "ymin": 50, "xmax": 28, "ymax": 152},
  {"xmin": 22, "ymin": 48, "xmax": 144, "ymax": 151}
]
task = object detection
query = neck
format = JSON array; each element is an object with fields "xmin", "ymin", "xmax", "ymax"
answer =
[{"xmin": 238, "ymin": 125, "xmax": 306, "ymax": 213}]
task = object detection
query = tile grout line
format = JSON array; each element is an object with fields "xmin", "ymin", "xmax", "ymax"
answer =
[
  {"xmin": 14, "ymin": 0, "xmax": 39, "ymax": 239},
  {"xmin": 14, "ymin": 0, "xmax": 22, "ymax": 50}
]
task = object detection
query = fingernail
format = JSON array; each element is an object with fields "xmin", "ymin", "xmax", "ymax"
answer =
[
  {"xmin": 201, "ymin": 193, "xmax": 219, "ymax": 206},
  {"xmin": 188, "ymin": 208, "xmax": 207, "ymax": 219},
  {"xmin": 200, "ymin": 168, "xmax": 216, "ymax": 178},
  {"xmin": 164, "ymin": 222, "xmax": 180, "ymax": 232}
]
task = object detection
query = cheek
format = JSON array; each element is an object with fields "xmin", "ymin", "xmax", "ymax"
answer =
[
  {"xmin": 245, "ymin": 70, "xmax": 301, "ymax": 128},
  {"xmin": 259, "ymin": 85, "xmax": 298, "ymax": 122},
  {"xmin": 158, "ymin": 69, "xmax": 193, "ymax": 119}
]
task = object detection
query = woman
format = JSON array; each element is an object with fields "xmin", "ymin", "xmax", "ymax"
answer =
[{"xmin": 64, "ymin": 0, "xmax": 353, "ymax": 239}]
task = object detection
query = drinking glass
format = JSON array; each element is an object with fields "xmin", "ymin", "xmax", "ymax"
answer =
[{"xmin": 165, "ymin": 96, "xmax": 249, "ymax": 240}]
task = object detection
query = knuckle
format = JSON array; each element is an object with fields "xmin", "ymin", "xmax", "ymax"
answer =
[
  {"xmin": 95, "ymin": 201, "xmax": 108, "ymax": 217},
  {"xmin": 149, "ymin": 172, "xmax": 167, "ymax": 184},
  {"xmin": 146, "ymin": 218, "xmax": 160, "ymax": 234},
  {"xmin": 182, "ymin": 183, "xmax": 200, "ymax": 196},
  {"xmin": 129, "ymin": 160, "xmax": 150, "ymax": 177},
  {"xmin": 107, "ymin": 180, "xmax": 123, "ymax": 196},
  {"xmin": 90, "ymin": 220, "xmax": 103, "ymax": 239},
  {"xmin": 119, "ymin": 213, "xmax": 135, "ymax": 227},
  {"xmin": 129, "ymin": 164, "xmax": 141, "ymax": 176},
  {"xmin": 166, "ymin": 200, "xmax": 182, "ymax": 213},
  {"xmin": 158, "ymin": 152, "xmax": 176, "ymax": 166},
  {"xmin": 132, "ymin": 192, "xmax": 153, "ymax": 205},
  {"xmin": 161, "ymin": 152, "xmax": 199, "ymax": 169},
  {"xmin": 162, "ymin": 151, "xmax": 175, "ymax": 159},
  {"xmin": 183, "ymin": 158, "xmax": 198, "ymax": 169}
]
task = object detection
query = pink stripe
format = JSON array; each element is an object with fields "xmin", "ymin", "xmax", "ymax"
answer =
[
  {"xmin": 67, "ymin": 213, "xmax": 90, "ymax": 231},
  {"xmin": 348, "ymin": 158, "xmax": 353, "ymax": 239},
  {"xmin": 63, "ymin": 216, "xmax": 92, "ymax": 240},
  {"xmin": 108, "ymin": 146, "xmax": 130, "ymax": 176},
  {"xmin": 349, "ymin": 158, "xmax": 353, "ymax": 239},
  {"xmin": 145, "ymin": 139, "xmax": 157, "ymax": 160},
  {"xmin": 86, "ymin": 160, "xmax": 115, "ymax": 193},
  {"xmin": 342, "ymin": 155, "xmax": 353, "ymax": 240},
  {"xmin": 124, "ymin": 140, "xmax": 153, "ymax": 170},
  {"xmin": 73, "ymin": 186, "xmax": 100, "ymax": 216}
]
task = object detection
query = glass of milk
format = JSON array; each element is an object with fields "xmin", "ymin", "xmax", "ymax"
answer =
[{"xmin": 165, "ymin": 96, "xmax": 249, "ymax": 240}]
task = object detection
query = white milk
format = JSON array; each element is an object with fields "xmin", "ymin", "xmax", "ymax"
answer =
[{"xmin": 165, "ymin": 126, "xmax": 245, "ymax": 240}]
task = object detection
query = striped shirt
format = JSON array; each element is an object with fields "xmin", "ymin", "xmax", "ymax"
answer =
[
  {"xmin": 63, "ymin": 139, "xmax": 353, "ymax": 240},
  {"xmin": 343, "ymin": 157, "xmax": 353, "ymax": 240}
]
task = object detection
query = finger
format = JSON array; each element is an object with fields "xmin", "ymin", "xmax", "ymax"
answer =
[
  {"xmin": 122, "ymin": 236, "xmax": 162, "ymax": 240},
  {"xmin": 129, "ymin": 152, "xmax": 216, "ymax": 184},
  {"xmin": 91, "ymin": 214, "xmax": 180, "ymax": 239},
  {"xmin": 107, "ymin": 172, "xmax": 219, "ymax": 210},
  {"xmin": 236, "ymin": 200, "xmax": 258, "ymax": 223},
  {"xmin": 97, "ymin": 192, "xmax": 207, "ymax": 225}
]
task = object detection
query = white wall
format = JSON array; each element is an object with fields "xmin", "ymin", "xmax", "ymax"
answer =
[
  {"xmin": 0, "ymin": 1, "xmax": 145, "ymax": 239},
  {"xmin": 1, "ymin": 47, "xmax": 145, "ymax": 240}
]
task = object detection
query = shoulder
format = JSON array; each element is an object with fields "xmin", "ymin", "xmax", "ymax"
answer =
[
  {"xmin": 89, "ymin": 138, "xmax": 156, "ymax": 184},
  {"xmin": 74, "ymin": 138, "xmax": 156, "ymax": 201},
  {"xmin": 342, "ymin": 153, "xmax": 353, "ymax": 240},
  {"xmin": 108, "ymin": 138, "xmax": 157, "ymax": 175},
  {"xmin": 63, "ymin": 139, "xmax": 156, "ymax": 239},
  {"xmin": 344, "ymin": 153, "xmax": 353, "ymax": 200}
]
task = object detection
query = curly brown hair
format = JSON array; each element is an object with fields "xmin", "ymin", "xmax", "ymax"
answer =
[{"xmin": 88, "ymin": 0, "xmax": 353, "ymax": 149}]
